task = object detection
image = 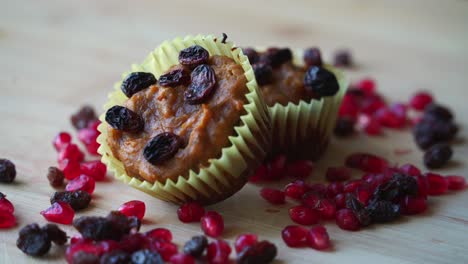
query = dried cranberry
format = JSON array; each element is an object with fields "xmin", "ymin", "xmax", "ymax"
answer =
[
  {"xmin": 303, "ymin": 47, "xmax": 323, "ymax": 67},
  {"xmin": 409, "ymin": 91, "xmax": 433, "ymax": 111},
  {"xmin": 306, "ymin": 225, "xmax": 331, "ymax": 250},
  {"xmin": 0, "ymin": 159, "xmax": 16, "ymax": 183},
  {"xmin": 423, "ymin": 143, "xmax": 453, "ymax": 169},
  {"xmin": 234, "ymin": 233, "xmax": 258, "ymax": 254},
  {"xmin": 288, "ymin": 205, "xmax": 319, "ymax": 225},
  {"xmin": 66, "ymin": 174, "xmax": 96, "ymax": 194},
  {"xmin": 426, "ymin": 173, "xmax": 449, "ymax": 195},
  {"xmin": 53, "ymin": 132, "xmax": 72, "ymax": 151},
  {"xmin": 177, "ymin": 202, "xmax": 205, "ymax": 223},
  {"xmin": 281, "ymin": 225, "xmax": 307, "ymax": 247},
  {"xmin": 178, "ymin": 45, "xmax": 209, "ymax": 68},
  {"xmin": 260, "ymin": 47, "xmax": 292, "ymax": 68},
  {"xmin": 207, "ymin": 239, "xmax": 231, "ymax": 264},
  {"xmin": 51, "ymin": 190, "xmax": 91, "ymax": 211},
  {"xmin": 345, "ymin": 153, "xmax": 388, "ymax": 173},
  {"xmin": 333, "ymin": 49, "xmax": 353, "ymax": 67},
  {"xmin": 242, "ymin": 48, "xmax": 259, "ymax": 64},
  {"xmin": 118, "ymin": 200, "xmax": 146, "ymax": 220},
  {"xmin": 145, "ymin": 228, "xmax": 172, "ymax": 242},
  {"xmin": 159, "ymin": 68, "xmax": 191, "ymax": 87},
  {"xmin": 100, "ymin": 250, "xmax": 131, "ymax": 264},
  {"xmin": 42, "ymin": 224, "xmax": 67, "ymax": 245},
  {"xmin": 446, "ymin": 175, "xmax": 466, "ymax": 190},
  {"xmin": 16, "ymin": 224, "xmax": 51, "ymax": 256},
  {"xmin": 424, "ymin": 103, "xmax": 453, "ymax": 121},
  {"xmin": 71, "ymin": 105, "xmax": 98, "ymax": 130},
  {"xmin": 80, "ymin": 161, "xmax": 107, "ymax": 181},
  {"xmin": 335, "ymin": 208, "xmax": 361, "ymax": 231},
  {"xmin": 253, "ymin": 62, "xmax": 273, "ymax": 86},
  {"xmin": 131, "ymin": 249, "xmax": 164, "ymax": 264},
  {"xmin": 260, "ymin": 188, "xmax": 285, "ymax": 205},
  {"xmin": 105, "ymin": 106, "xmax": 144, "ymax": 133},
  {"xmin": 326, "ymin": 166, "xmax": 351, "ymax": 182},
  {"xmin": 185, "ymin": 64, "xmax": 217, "ymax": 104},
  {"xmin": 200, "ymin": 211, "xmax": 224, "ymax": 238},
  {"xmin": 41, "ymin": 202, "xmax": 75, "ymax": 225},
  {"xmin": 121, "ymin": 72, "xmax": 157, "ymax": 98},
  {"xmin": 237, "ymin": 240, "xmax": 277, "ymax": 264},
  {"xmin": 170, "ymin": 253, "xmax": 195, "ymax": 264},
  {"xmin": 367, "ymin": 200, "xmax": 400, "ymax": 223},
  {"xmin": 143, "ymin": 132, "xmax": 183, "ymax": 165},
  {"xmin": 334, "ymin": 117, "xmax": 355, "ymax": 137},
  {"xmin": 183, "ymin": 235, "xmax": 208, "ymax": 257},
  {"xmin": 304, "ymin": 66, "xmax": 340, "ymax": 97},
  {"xmin": 47, "ymin": 166, "xmax": 65, "ymax": 188}
]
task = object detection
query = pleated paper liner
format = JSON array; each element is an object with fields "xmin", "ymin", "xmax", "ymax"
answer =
[
  {"xmin": 264, "ymin": 49, "xmax": 348, "ymax": 160},
  {"xmin": 97, "ymin": 35, "xmax": 271, "ymax": 205}
]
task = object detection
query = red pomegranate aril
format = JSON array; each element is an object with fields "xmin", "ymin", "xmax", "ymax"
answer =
[
  {"xmin": 289, "ymin": 205, "xmax": 319, "ymax": 225},
  {"xmin": 0, "ymin": 195, "xmax": 14, "ymax": 214},
  {"xmin": 66, "ymin": 174, "xmax": 95, "ymax": 194},
  {"xmin": 260, "ymin": 188, "xmax": 285, "ymax": 205},
  {"xmin": 78, "ymin": 127, "xmax": 99, "ymax": 145},
  {"xmin": 401, "ymin": 196, "xmax": 427, "ymax": 215},
  {"xmin": 356, "ymin": 186, "xmax": 372, "ymax": 206},
  {"xmin": 446, "ymin": 176, "xmax": 466, "ymax": 190},
  {"xmin": 120, "ymin": 233, "xmax": 150, "ymax": 253},
  {"xmin": 345, "ymin": 153, "xmax": 388, "ymax": 173},
  {"xmin": 306, "ymin": 225, "xmax": 331, "ymax": 250},
  {"xmin": 344, "ymin": 179, "xmax": 365, "ymax": 193},
  {"xmin": 281, "ymin": 225, "xmax": 307, "ymax": 247},
  {"xmin": 286, "ymin": 160, "xmax": 314, "ymax": 178},
  {"xmin": 415, "ymin": 175, "xmax": 429, "ymax": 198},
  {"xmin": 145, "ymin": 228, "xmax": 172, "ymax": 242},
  {"xmin": 234, "ymin": 233, "xmax": 258, "ymax": 253},
  {"xmin": 410, "ymin": 91, "xmax": 433, "ymax": 111},
  {"xmin": 207, "ymin": 239, "xmax": 231, "ymax": 264},
  {"xmin": 327, "ymin": 182, "xmax": 344, "ymax": 197},
  {"xmin": 59, "ymin": 159, "xmax": 81, "ymax": 180},
  {"xmin": 361, "ymin": 95, "xmax": 386, "ymax": 115},
  {"xmin": 58, "ymin": 143, "xmax": 85, "ymax": 163},
  {"xmin": 374, "ymin": 106, "xmax": 406, "ymax": 129},
  {"xmin": 86, "ymin": 140, "xmax": 101, "ymax": 156},
  {"xmin": 0, "ymin": 211, "xmax": 16, "ymax": 228},
  {"xmin": 66, "ymin": 240, "xmax": 101, "ymax": 263},
  {"xmin": 317, "ymin": 199, "xmax": 336, "ymax": 219},
  {"xmin": 426, "ymin": 173, "xmax": 449, "ymax": 195},
  {"xmin": 177, "ymin": 202, "xmax": 205, "ymax": 223},
  {"xmin": 249, "ymin": 164, "xmax": 268, "ymax": 183},
  {"xmin": 80, "ymin": 161, "xmax": 107, "ymax": 181},
  {"xmin": 40, "ymin": 202, "xmax": 75, "ymax": 225},
  {"xmin": 97, "ymin": 240, "xmax": 121, "ymax": 254},
  {"xmin": 399, "ymin": 164, "xmax": 422, "ymax": 176},
  {"xmin": 268, "ymin": 155, "xmax": 287, "ymax": 180},
  {"xmin": 118, "ymin": 200, "xmax": 146, "ymax": 220},
  {"xmin": 359, "ymin": 115, "xmax": 382, "ymax": 136},
  {"xmin": 339, "ymin": 96, "xmax": 359, "ymax": 118},
  {"xmin": 152, "ymin": 240, "xmax": 178, "ymax": 261},
  {"xmin": 355, "ymin": 78, "xmax": 376, "ymax": 95},
  {"xmin": 336, "ymin": 209, "xmax": 361, "ymax": 231},
  {"xmin": 326, "ymin": 167, "xmax": 351, "ymax": 182},
  {"xmin": 201, "ymin": 211, "xmax": 224, "ymax": 238},
  {"xmin": 53, "ymin": 132, "xmax": 72, "ymax": 151},
  {"xmin": 284, "ymin": 180, "xmax": 309, "ymax": 200},
  {"xmin": 170, "ymin": 253, "xmax": 195, "ymax": 264},
  {"xmin": 334, "ymin": 193, "xmax": 346, "ymax": 209},
  {"xmin": 308, "ymin": 183, "xmax": 327, "ymax": 196},
  {"xmin": 301, "ymin": 192, "xmax": 320, "ymax": 207}
]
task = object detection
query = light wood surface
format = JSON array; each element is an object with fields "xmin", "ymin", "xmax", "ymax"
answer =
[{"xmin": 1, "ymin": 0, "xmax": 468, "ymax": 263}]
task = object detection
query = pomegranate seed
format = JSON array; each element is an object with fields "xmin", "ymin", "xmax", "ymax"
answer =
[
  {"xmin": 334, "ymin": 193, "xmax": 346, "ymax": 209},
  {"xmin": 301, "ymin": 192, "xmax": 320, "ymax": 208},
  {"xmin": 281, "ymin": 225, "xmax": 307, "ymax": 247},
  {"xmin": 355, "ymin": 78, "xmax": 376, "ymax": 95},
  {"xmin": 66, "ymin": 240, "xmax": 101, "ymax": 263},
  {"xmin": 118, "ymin": 200, "xmax": 146, "ymax": 220},
  {"xmin": 260, "ymin": 188, "xmax": 285, "ymax": 205},
  {"xmin": 120, "ymin": 233, "xmax": 150, "ymax": 252},
  {"xmin": 343, "ymin": 179, "xmax": 365, "ymax": 193},
  {"xmin": 201, "ymin": 211, "xmax": 224, "ymax": 237},
  {"xmin": 0, "ymin": 194, "xmax": 14, "ymax": 214},
  {"xmin": 88, "ymin": 120, "xmax": 101, "ymax": 131},
  {"xmin": 339, "ymin": 96, "xmax": 360, "ymax": 118},
  {"xmin": 289, "ymin": 205, "xmax": 319, "ymax": 225},
  {"xmin": 53, "ymin": 132, "xmax": 72, "ymax": 151},
  {"xmin": 152, "ymin": 240, "xmax": 178, "ymax": 261},
  {"xmin": 401, "ymin": 196, "xmax": 427, "ymax": 215},
  {"xmin": 177, "ymin": 202, "xmax": 205, "ymax": 223},
  {"xmin": 326, "ymin": 167, "xmax": 351, "ymax": 182},
  {"xmin": 399, "ymin": 164, "xmax": 421, "ymax": 176},
  {"xmin": 249, "ymin": 164, "xmax": 268, "ymax": 182},
  {"xmin": 426, "ymin": 173, "xmax": 449, "ymax": 195},
  {"xmin": 207, "ymin": 239, "xmax": 231, "ymax": 264},
  {"xmin": 268, "ymin": 155, "xmax": 287, "ymax": 180},
  {"xmin": 446, "ymin": 175, "xmax": 466, "ymax": 190},
  {"xmin": 335, "ymin": 209, "xmax": 360, "ymax": 231},
  {"xmin": 66, "ymin": 174, "xmax": 95, "ymax": 194},
  {"xmin": 170, "ymin": 253, "xmax": 195, "ymax": 264},
  {"xmin": 374, "ymin": 105, "xmax": 406, "ymax": 129},
  {"xmin": 80, "ymin": 161, "xmax": 107, "ymax": 181},
  {"xmin": 235, "ymin": 233, "xmax": 258, "ymax": 253},
  {"xmin": 86, "ymin": 141, "xmax": 101, "ymax": 156},
  {"xmin": 326, "ymin": 182, "xmax": 344, "ymax": 197},
  {"xmin": 306, "ymin": 225, "xmax": 331, "ymax": 250},
  {"xmin": 59, "ymin": 159, "xmax": 81, "ymax": 180},
  {"xmin": 356, "ymin": 186, "xmax": 372, "ymax": 206},
  {"xmin": 316, "ymin": 199, "xmax": 336, "ymax": 219},
  {"xmin": 285, "ymin": 160, "xmax": 314, "ymax": 178},
  {"xmin": 361, "ymin": 95, "xmax": 387, "ymax": 115},
  {"xmin": 345, "ymin": 153, "xmax": 388, "ymax": 173},
  {"xmin": 145, "ymin": 228, "xmax": 172, "ymax": 242},
  {"xmin": 410, "ymin": 91, "xmax": 433, "ymax": 111},
  {"xmin": 97, "ymin": 240, "xmax": 121, "ymax": 254},
  {"xmin": 284, "ymin": 180, "xmax": 309, "ymax": 200},
  {"xmin": 58, "ymin": 143, "xmax": 84, "ymax": 163},
  {"xmin": 308, "ymin": 183, "xmax": 327, "ymax": 196},
  {"xmin": 40, "ymin": 202, "xmax": 75, "ymax": 225},
  {"xmin": 78, "ymin": 128, "xmax": 99, "ymax": 146},
  {"xmin": 0, "ymin": 211, "xmax": 16, "ymax": 228},
  {"xmin": 359, "ymin": 115, "xmax": 382, "ymax": 135}
]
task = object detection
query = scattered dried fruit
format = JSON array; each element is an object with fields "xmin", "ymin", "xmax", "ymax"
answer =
[
  {"xmin": 47, "ymin": 166, "xmax": 65, "ymax": 188},
  {"xmin": 0, "ymin": 158, "xmax": 16, "ymax": 183},
  {"xmin": 424, "ymin": 143, "xmax": 453, "ymax": 169},
  {"xmin": 71, "ymin": 105, "xmax": 98, "ymax": 130},
  {"xmin": 16, "ymin": 224, "xmax": 52, "ymax": 256},
  {"xmin": 183, "ymin": 235, "xmax": 207, "ymax": 257},
  {"xmin": 51, "ymin": 190, "xmax": 91, "ymax": 211},
  {"xmin": 303, "ymin": 47, "xmax": 322, "ymax": 67}
]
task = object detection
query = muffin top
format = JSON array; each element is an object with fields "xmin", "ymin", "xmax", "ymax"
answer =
[{"xmin": 106, "ymin": 46, "xmax": 248, "ymax": 184}]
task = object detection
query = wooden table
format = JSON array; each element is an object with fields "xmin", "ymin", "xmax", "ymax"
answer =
[{"xmin": 1, "ymin": 0, "xmax": 468, "ymax": 263}]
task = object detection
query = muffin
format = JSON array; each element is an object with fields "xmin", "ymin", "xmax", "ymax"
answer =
[
  {"xmin": 97, "ymin": 35, "xmax": 271, "ymax": 204},
  {"xmin": 244, "ymin": 47, "xmax": 347, "ymax": 160}
]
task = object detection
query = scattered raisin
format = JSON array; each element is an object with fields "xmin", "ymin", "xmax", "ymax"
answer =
[
  {"xmin": 334, "ymin": 49, "xmax": 353, "ymax": 67},
  {"xmin": 121, "ymin": 72, "xmax": 157, "ymax": 98},
  {"xmin": 243, "ymin": 48, "xmax": 259, "ymax": 64},
  {"xmin": 105, "ymin": 106, "xmax": 144, "ymax": 133},
  {"xmin": 72, "ymin": 252, "xmax": 100, "ymax": 264},
  {"xmin": 73, "ymin": 216, "xmax": 121, "ymax": 241},
  {"xmin": 159, "ymin": 68, "xmax": 190, "ymax": 87},
  {"xmin": 304, "ymin": 66, "xmax": 339, "ymax": 97},
  {"xmin": 51, "ymin": 190, "xmax": 91, "ymax": 211},
  {"xmin": 47, "ymin": 166, "xmax": 65, "ymax": 188},
  {"xmin": 100, "ymin": 250, "xmax": 131, "ymax": 264},
  {"xmin": 179, "ymin": 45, "xmax": 209, "ymax": 68},
  {"xmin": 0, "ymin": 159, "xmax": 16, "ymax": 183},
  {"xmin": 42, "ymin": 224, "xmax": 67, "ymax": 245},
  {"xmin": 71, "ymin": 105, "xmax": 98, "ymax": 130},
  {"xmin": 253, "ymin": 62, "xmax": 273, "ymax": 86},
  {"xmin": 303, "ymin": 47, "xmax": 323, "ymax": 67},
  {"xmin": 334, "ymin": 117, "xmax": 355, "ymax": 137},
  {"xmin": 16, "ymin": 224, "xmax": 51, "ymax": 256},
  {"xmin": 413, "ymin": 118, "xmax": 458, "ymax": 149},
  {"xmin": 345, "ymin": 194, "xmax": 371, "ymax": 226},
  {"xmin": 183, "ymin": 235, "xmax": 208, "ymax": 257},
  {"xmin": 424, "ymin": 103, "xmax": 453, "ymax": 121},
  {"xmin": 131, "ymin": 249, "xmax": 164, "ymax": 264},
  {"xmin": 107, "ymin": 211, "xmax": 141, "ymax": 234},
  {"xmin": 367, "ymin": 200, "xmax": 401, "ymax": 223},
  {"xmin": 237, "ymin": 240, "xmax": 277, "ymax": 264},
  {"xmin": 143, "ymin": 132, "xmax": 183, "ymax": 165},
  {"xmin": 371, "ymin": 173, "xmax": 418, "ymax": 203},
  {"xmin": 184, "ymin": 64, "xmax": 217, "ymax": 104},
  {"xmin": 424, "ymin": 143, "xmax": 453, "ymax": 169}
]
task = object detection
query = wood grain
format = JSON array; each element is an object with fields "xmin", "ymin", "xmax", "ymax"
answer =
[{"xmin": 1, "ymin": 0, "xmax": 468, "ymax": 263}]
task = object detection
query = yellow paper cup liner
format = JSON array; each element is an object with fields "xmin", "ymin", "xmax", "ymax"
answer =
[
  {"xmin": 97, "ymin": 35, "xmax": 271, "ymax": 205},
  {"xmin": 263, "ymin": 49, "xmax": 348, "ymax": 160}
]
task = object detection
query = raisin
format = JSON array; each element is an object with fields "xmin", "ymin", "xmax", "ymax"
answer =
[
  {"xmin": 105, "ymin": 106, "xmax": 144, "ymax": 133},
  {"xmin": 143, "ymin": 132, "xmax": 183, "ymax": 165},
  {"xmin": 184, "ymin": 64, "xmax": 217, "ymax": 104},
  {"xmin": 345, "ymin": 194, "xmax": 371, "ymax": 226},
  {"xmin": 413, "ymin": 119, "xmax": 458, "ymax": 149},
  {"xmin": 334, "ymin": 49, "xmax": 353, "ymax": 67},
  {"xmin": 42, "ymin": 224, "xmax": 67, "ymax": 245},
  {"xmin": 371, "ymin": 173, "xmax": 418, "ymax": 203},
  {"xmin": 73, "ymin": 214, "xmax": 133, "ymax": 241},
  {"xmin": 178, "ymin": 45, "xmax": 209, "ymax": 68},
  {"xmin": 107, "ymin": 211, "xmax": 140, "ymax": 234},
  {"xmin": 73, "ymin": 252, "xmax": 100, "ymax": 264},
  {"xmin": 334, "ymin": 117, "xmax": 355, "ymax": 137},
  {"xmin": 304, "ymin": 66, "xmax": 339, "ymax": 97},
  {"xmin": 47, "ymin": 166, "xmax": 65, "ymax": 188},
  {"xmin": 131, "ymin": 249, "xmax": 164, "ymax": 264},
  {"xmin": 367, "ymin": 200, "xmax": 401, "ymax": 223},
  {"xmin": 303, "ymin": 47, "xmax": 323, "ymax": 67},
  {"xmin": 71, "ymin": 105, "xmax": 98, "ymax": 130},
  {"xmin": 51, "ymin": 190, "xmax": 91, "ymax": 211},
  {"xmin": 424, "ymin": 143, "xmax": 453, "ymax": 169},
  {"xmin": 183, "ymin": 235, "xmax": 208, "ymax": 257},
  {"xmin": 121, "ymin": 72, "xmax": 157, "ymax": 98},
  {"xmin": 16, "ymin": 224, "xmax": 51, "ymax": 256},
  {"xmin": 237, "ymin": 240, "xmax": 277, "ymax": 264},
  {"xmin": 0, "ymin": 159, "xmax": 16, "ymax": 183},
  {"xmin": 424, "ymin": 103, "xmax": 453, "ymax": 121},
  {"xmin": 100, "ymin": 250, "xmax": 131, "ymax": 264},
  {"xmin": 253, "ymin": 62, "xmax": 273, "ymax": 86},
  {"xmin": 159, "ymin": 68, "xmax": 190, "ymax": 87},
  {"xmin": 242, "ymin": 48, "xmax": 259, "ymax": 64},
  {"xmin": 260, "ymin": 48, "xmax": 292, "ymax": 68}
]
